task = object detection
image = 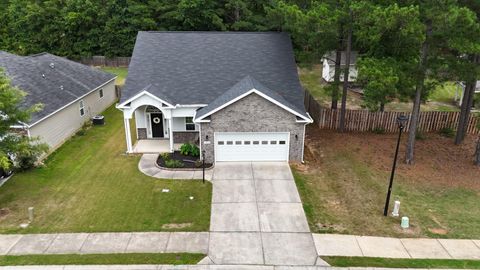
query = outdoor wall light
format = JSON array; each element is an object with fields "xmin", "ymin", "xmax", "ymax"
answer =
[
  {"xmin": 295, "ymin": 134, "xmax": 298, "ymax": 140},
  {"xmin": 206, "ymin": 135, "xmax": 209, "ymax": 140}
]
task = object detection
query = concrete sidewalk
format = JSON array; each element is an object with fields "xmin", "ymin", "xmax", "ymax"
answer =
[
  {"xmin": 0, "ymin": 266, "xmax": 478, "ymax": 270},
  {"xmin": 0, "ymin": 232, "xmax": 208, "ymax": 256},
  {"xmin": 313, "ymin": 234, "xmax": 480, "ymax": 260}
]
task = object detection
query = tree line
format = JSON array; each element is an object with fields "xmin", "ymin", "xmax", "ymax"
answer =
[{"xmin": 0, "ymin": 0, "xmax": 479, "ymax": 166}]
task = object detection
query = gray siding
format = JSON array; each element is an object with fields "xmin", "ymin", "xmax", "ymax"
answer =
[
  {"xmin": 200, "ymin": 93, "xmax": 305, "ymax": 163},
  {"xmin": 28, "ymin": 80, "xmax": 116, "ymax": 151}
]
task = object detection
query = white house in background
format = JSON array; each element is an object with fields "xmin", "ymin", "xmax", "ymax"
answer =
[
  {"xmin": 0, "ymin": 51, "xmax": 117, "ymax": 151},
  {"xmin": 322, "ymin": 51, "xmax": 358, "ymax": 82},
  {"xmin": 456, "ymin": 81, "xmax": 480, "ymax": 106},
  {"xmin": 117, "ymin": 31, "xmax": 313, "ymax": 163}
]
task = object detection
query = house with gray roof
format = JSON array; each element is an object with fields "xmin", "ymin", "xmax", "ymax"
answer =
[
  {"xmin": 117, "ymin": 31, "xmax": 313, "ymax": 162},
  {"xmin": 0, "ymin": 51, "xmax": 116, "ymax": 150}
]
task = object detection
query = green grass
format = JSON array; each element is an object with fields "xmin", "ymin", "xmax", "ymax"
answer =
[
  {"xmin": 100, "ymin": 67, "xmax": 128, "ymax": 85},
  {"xmin": 322, "ymin": 256, "xmax": 480, "ymax": 269},
  {"xmin": 298, "ymin": 65, "xmax": 331, "ymax": 105},
  {"xmin": 430, "ymin": 82, "xmax": 459, "ymax": 104},
  {"xmin": 0, "ymin": 105, "xmax": 212, "ymax": 233},
  {"xmin": 0, "ymin": 253, "xmax": 205, "ymax": 266}
]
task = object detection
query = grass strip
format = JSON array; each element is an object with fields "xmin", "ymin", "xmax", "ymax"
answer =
[
  {"xmin": 322, "ymin": 256, "xmax": 480, "ymax": 269},
  {"xmin": 0, "ymin": 253, "xmax": 205, "ymax": 266}
]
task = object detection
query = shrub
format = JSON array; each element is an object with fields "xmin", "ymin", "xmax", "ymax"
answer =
[
  {"xmin": 165, "ymin": 159, "xmax": 184, "ymax": 168},
  {"xmin": 371, "ymin": 127, "xmax": 385, "ymax": 134},
  {"xmin": 180, "ymin": 143, "xmax": 200, "ymax": 157},
  {"xmin": 16, "ymin": 153, "xmax": 39, "ymax": 171},
  {"xmin": 160, "ymin": 152, "xmax": 171, "ymax": 161},
  {"xmin": 439, "ymin": 127, "xmax": 455, "ymax": 138}
]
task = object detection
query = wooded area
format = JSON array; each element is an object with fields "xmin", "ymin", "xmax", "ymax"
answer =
[{"xmin": 1, "ymin": 0, "xmax": 479, "ymax": 164}]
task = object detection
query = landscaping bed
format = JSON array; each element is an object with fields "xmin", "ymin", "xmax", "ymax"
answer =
[{"xmin": 157, "ymin": 151, "xmax": 213, "ymax": 170}]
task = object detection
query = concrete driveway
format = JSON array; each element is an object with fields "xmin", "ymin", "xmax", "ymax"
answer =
[{"xmin": 208, "ymin": 162, "xmax": 318, "ymax": 266}]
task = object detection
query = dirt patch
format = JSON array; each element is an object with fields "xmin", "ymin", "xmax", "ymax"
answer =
[
  {"xmin": 306, "ymin": 126, "xmax": 480, "ymax": 190},
  {"xmin": 429, "ymin": 228, "xmax": 449, "ymax": 235},
  {"xmin": 161, "ymin": 223, "xmax": 192, "ymax": 229},
  {"xmin": 0, "ymin": 208, "xmax": 10, "ymax": 221}
]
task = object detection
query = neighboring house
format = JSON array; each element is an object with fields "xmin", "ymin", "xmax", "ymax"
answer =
[
  {"xmin": 117, "ymin": 31, "xmax": 313, "ymax": 163},
  {"xmin": 322, "ymin": 51, "xmax": 358, "ymax": 82},
  {"xmin": 0, "ymin": 51, "xmax": 117, "ymax": 151},
  {"xmin": 456, "ymin": 81, "xmax": 480, "ymax": 107}
]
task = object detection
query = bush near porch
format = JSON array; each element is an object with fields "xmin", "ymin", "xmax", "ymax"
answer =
[
  {"xmin": 293, "ymin": 126, "xmax": 480, "ymax": 239},
  {"xmin": 0, "ymin": 105, "xmax": 212, "ymax": 233}
]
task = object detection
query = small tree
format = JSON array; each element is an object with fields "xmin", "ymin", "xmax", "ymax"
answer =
[
  {"xmin": 357, "ymin": 57, "xmax": 399, "ymax": 112},
  {"xmin": 0, "ymin": 70, "xmax": 48, "ymax": 171}
]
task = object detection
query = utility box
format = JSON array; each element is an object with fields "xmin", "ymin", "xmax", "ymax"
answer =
[{"xmin": 92, "ymin": 115, "xmax": 105, "ymax": 125}]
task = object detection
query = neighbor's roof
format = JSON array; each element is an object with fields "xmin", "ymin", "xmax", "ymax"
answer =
[
  {"xmin": 196, "ymin": 75, "xmax": 309, "ymax": 120},
  {"xmin": 0, "ymin": 51, "xmax": 115, "ymax": 125},
  {"xmin": 323, "ymin": 51, "xmax": 358, "ymax": 66},
  {"xmin": 121, "ymin": 31, "xmax": 307, "ymax": 117}
]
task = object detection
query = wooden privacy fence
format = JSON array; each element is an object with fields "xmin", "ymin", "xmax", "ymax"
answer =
[
  {"xmin": 304, "ymin": 91, "xmax": 480, "ymax": 134},
  {"xmin": 78, "ymin": 56, "xmax": 131, "ymax": 67}
]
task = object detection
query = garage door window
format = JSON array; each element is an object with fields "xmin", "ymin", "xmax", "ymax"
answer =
[
  {"xmin": 244, "ymin": 141, "xmax": 251, "ymax": 145},
  {"xmin": 218, "ymin": 141, "xmax": 224, "ymax": 145},
  {"xmin": 270, "ymin": 141, "xmax": 277, "ymax": 144},
  {"xmin": 262, "ymin": 141, "xmax": 268, "ymax": 145},
  {"xmin": 253, "ymin": 141, "xmax": 259, "ymax": 145},
  {"xmin": 235, "ymin": 141, "xmax": 242, "ymax": 145},
  {"xmin": 226, "ymin": 141, "xmax": 233, "ymax": 145},
  {"xmin": 279, "ymin": 141, "xmax": 286, "ymax": 145}
]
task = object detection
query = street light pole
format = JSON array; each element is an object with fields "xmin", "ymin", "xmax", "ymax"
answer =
[{"xmin": 383, "ymin": 115, "xmax": 408, "ymax": 216}]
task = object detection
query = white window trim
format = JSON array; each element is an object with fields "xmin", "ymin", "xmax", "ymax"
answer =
[
  {"xmin": 79, "ymin": 100, "xmax": 85, "ymax": 117},
  {"xmin": 185, "ymin": 117, "xmax": 196, "ymax": 131}
]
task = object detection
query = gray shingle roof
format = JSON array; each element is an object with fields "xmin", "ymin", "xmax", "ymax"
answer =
[
  {"xmin": 0, "ymin": 51, "xmax": 115, "ymax": 125},
  {"xmin": 122, "ymin": 31, "xmax": 307, "ymax": 117},
  {"xmin": 196, "ymin": 75, "xmax": 309, "ymax": 119}
]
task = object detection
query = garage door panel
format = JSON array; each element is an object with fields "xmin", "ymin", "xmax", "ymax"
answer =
[{"xmin": 215, "ymin": 132, "xmax": 289, "ymax": 162}]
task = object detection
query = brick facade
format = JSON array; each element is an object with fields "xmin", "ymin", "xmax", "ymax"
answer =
[
  {"xmin": 173, "ymin": 131, "xmax": 199, "ymax": 144},
  {"xmin": 200, "ymin": 93, "xmax": 306, "ymax": 163}
]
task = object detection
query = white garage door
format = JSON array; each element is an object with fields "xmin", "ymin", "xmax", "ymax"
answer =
[{"xmin": 215, "ymin": 132, "xmax": 289, "ymax": 162}]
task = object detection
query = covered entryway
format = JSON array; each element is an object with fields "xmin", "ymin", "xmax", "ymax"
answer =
[{"xmin": 215, "ymin": 132, "xmax": 289, "ymax": 162}]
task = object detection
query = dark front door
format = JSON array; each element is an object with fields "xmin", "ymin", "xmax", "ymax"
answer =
[{"xmin": 150, "ymin": 113, "xmax": 164, "ymax": 138}]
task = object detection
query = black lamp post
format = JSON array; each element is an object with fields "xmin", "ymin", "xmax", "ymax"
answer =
[{"xmin": 383, "ymin": 115, "xmax": 409, "ymax": 216}]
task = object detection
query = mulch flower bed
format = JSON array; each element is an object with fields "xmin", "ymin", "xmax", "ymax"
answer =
[{"xmin": 157, "ymin": 151, "xmax": 213, "ymax": 169}]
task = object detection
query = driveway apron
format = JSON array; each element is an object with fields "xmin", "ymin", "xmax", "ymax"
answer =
[{"xmin": 208, "ymin": 162, "xmax": 318, "ymax": 266}]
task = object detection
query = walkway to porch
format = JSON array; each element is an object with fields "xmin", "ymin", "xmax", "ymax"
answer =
[{"xmin": 132, "ymin": 139, "xmax": 182, "ymax": 153}]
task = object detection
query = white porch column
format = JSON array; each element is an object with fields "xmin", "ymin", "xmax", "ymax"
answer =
[
  {"xmin": 124, "ymin": 118, "xmax": 133, "ymax": 153},
  {"xmin": 169, "ymin": 118, "xmax": 174, "ymax": 152}
]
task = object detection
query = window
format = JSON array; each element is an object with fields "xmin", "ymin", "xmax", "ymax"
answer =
[
  {"xmin": 99, "ymin": 88, "xmax": 104, "ymax": 98},
  {"xmin": 218, "ymin": 141, "xmax": 225, "ymax": 145},
  {"xmin": 253, "ymin": 141, "xmax": 259, "ymax": 145},
  {"xmin": 279, "ymin": 141, "xmax": 286, "ymax": 145},
  {"xmin": 185, "ymin": 117, "xmax": 195, "ymax": 130},
  {"xmin": 270, "ymin": 141, "xmax": 277, "ymax": 145},
  {"xmin": 235, "ymin": 141, "xmax": 242, "ymax": 145},
  {"xmin": 226, "ymin": 141, "xmax": 233, "ymax": 145},
  {"xmin": 244, "ymin": 141, "xmax": 251, "ymax": 145},
  {"xmin": 79, "ymin": 100, "xmax": 85, "ymax": 117},
  {"xmin": 261, "ymin": 141, "xmax": 268, "ymax": 145}
]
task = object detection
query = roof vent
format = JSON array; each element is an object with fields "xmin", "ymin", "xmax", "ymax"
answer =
[
  {"xmin": 49, "ymin": 63, "xmax": 55, "ymax": 69},
  {"xmin": 42, "ymin": 74, "xmax": 46, "ymax": 78},
  {"xmin": 60, "ymin": 85, "xmax": 64, "ymax": 90}
]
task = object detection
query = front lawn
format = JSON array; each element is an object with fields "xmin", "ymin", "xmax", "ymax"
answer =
[
  {"xmin": 293, "ymin": 126, "xmax": 480, "ymax": 238},
  {"xmin": 0, "ymin": 105, "xmax": 212, "ymax": 233}
]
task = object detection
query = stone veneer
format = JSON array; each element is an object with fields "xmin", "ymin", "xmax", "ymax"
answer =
[
  {"xmin": 137, "ymin": 128, "xmax": 147, "ymax": 140},
  {"xmin": 173, "ymin": 131, "xmax": 199, "ymax": 144},
  {"xmin": 200, "ymin": 93, "xmax": 306, "ymax": 163}
]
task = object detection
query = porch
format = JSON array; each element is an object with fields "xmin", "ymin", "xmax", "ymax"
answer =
[{"xmin": 132, "ymin": 139, "xmax": 182, "ymax": 154}]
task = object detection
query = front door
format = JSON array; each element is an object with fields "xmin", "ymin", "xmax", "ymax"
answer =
[{"xmin": 150, "ymin": 113, "xmax": 164, "ymax": 138}]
